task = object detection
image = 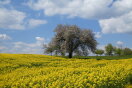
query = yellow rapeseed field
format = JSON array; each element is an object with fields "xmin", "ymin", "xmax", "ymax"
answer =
[{"xmin": 0, "ymin": 54, "xmax": 132, "ymax": 88}]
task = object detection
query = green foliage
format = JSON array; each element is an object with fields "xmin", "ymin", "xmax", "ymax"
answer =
[
  {"xmin": 95, "ymin": 49, "xmax": 104, "ymax": 56},
  {"xmin": 105, "ymin": 44, "xmax": 114, "ymax": 56},
  {"xmin": 114, "ymin": 47, "xmax": 122, "ymax": 56},
  {"xmin": 122, "ymin": 48, "xmax": 132, "ymax": 55}
]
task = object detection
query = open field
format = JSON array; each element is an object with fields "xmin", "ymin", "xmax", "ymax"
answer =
[{"xmin": 0, "ymin": 54, "xmax": 132, "ymax": 88}]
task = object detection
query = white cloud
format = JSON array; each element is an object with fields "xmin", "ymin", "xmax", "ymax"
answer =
[
  {"xmin": 0, "ymin": 8, "xmax": 47, "ymax": 30},
  {"xmin": 27, "ymin": 0, "xmax": 132, "ymax": 34},
  {"xmin": 111, "ymin": 0, "xmax": 132, "ymax": 17},
  {"xmin": 99, "ymin": 11, "xmax": 132, "ymax": 34},
  {"xmin": 0, "ymin": 8, "xmax": 26, "ymax": 30},
  {"xmin": 116, "ymin": 41, "xmax": 124, "ymax": 45},
  {"xmin": 27, "ymin": 0, "xmax": 132, "ymax": 18},
  {"xmin": 0, "ymin": 37, "xmax": 45, "ymax": 54},
  {"xmin": 28, "ymin": 19, "xmax": 47, "ymax": 28},
  {"xmin": 35, "ymin": 37, "xmax": 45, "ymax": 46},
  {"xmin": 94, "ymin": 32, "xmax": 102, "ymax": 38},
  {"xmin": 0, "ymin": 0, "xmax": 10, "ymax": 5},
  {"xmin": 35, "ymin": 37, "xmax": 44, "ymax": 41},
  {"xmin": 0, "ymin": 34, "xmax": 11, "ymax": 40},
  {"xmin": 27, "ymin": 0, "xmax": 113, "ymax": 18},
  {"xmin": 97, "ymin": 45, "xmax": 105, "ymax": 50}
]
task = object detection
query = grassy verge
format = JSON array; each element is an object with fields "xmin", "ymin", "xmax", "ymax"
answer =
[{"xmin": 58, "ymin": 55, "xmax": 132, "ymax": 60}]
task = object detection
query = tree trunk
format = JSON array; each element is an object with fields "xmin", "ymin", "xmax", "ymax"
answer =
[{"xmin": 68, "ymin": 52, "xmax": 73, "ymax": 58}]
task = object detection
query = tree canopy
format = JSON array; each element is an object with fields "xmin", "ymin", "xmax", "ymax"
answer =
[
  {"xmin": 105, "ymin": 44, "xmax": 114, "ymax": 56},
  {"xmin": 95, "ymin": 49, "xmax": 104, "ymax": 56},
  {"xmin": 44, "ymin": 24, "xmax": 97, "ymax": 58}
]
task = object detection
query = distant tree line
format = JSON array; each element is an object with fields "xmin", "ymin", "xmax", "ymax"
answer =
[
  {"xmin": 95, "ymin": 44, "xmax": 132, "ymax": 56},
  {"xmin": 44, "ymin": 24, "xmax": 132, "ymax": 58}
]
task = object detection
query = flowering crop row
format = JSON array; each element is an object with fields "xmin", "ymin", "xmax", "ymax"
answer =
[{"xmin": 0, "ymin": 54, "xmax": 132, "ymax": 88}]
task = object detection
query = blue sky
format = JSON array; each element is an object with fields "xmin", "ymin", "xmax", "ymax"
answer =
[{"xmin": 0, "ymin": 0, "xmax": 132, "ymax": 54}]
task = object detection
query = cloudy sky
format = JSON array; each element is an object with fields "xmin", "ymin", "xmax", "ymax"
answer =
[{"xmin": 0, "ymin": 0, "xmax": 132, "ymax": 54}]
